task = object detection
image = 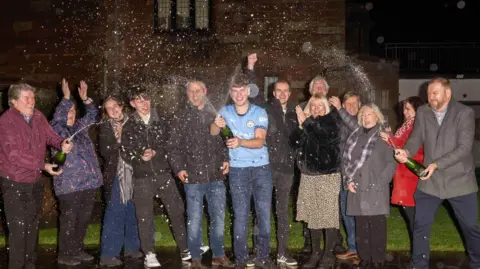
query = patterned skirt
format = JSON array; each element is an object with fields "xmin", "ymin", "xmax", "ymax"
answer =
[{"xmin": 296, "ymin": 173, "xmax": 341, "ymax": 229}]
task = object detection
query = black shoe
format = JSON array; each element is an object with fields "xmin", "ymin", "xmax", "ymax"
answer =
[
  {"xmin": 100, "ymin": 256, "xmax": 123, "ymax": 267},
  {"xmin": 124, "ymin": 250, "xmax": 144, "ymax": 259},
  {"xmin": 74, "ymin": 251, "xmax": 94, "ymax": 262},
  {"xmin": 317, "ymin": 252, "xmax": 335, "ymax": 268},
  {"xmin": 254, "ymin": 258, "xmax": 277, "ymax": 269},
  {"xmin": 58, "ymin": 256, "xmax": 81, "ymax": 266},
  {"xmin": 246, "ymin": 256, "xmax": 255, "ymax": 267},
  {"xmin": 356, "ymin": 259, "xmax": 371, "ymax": 269},
  {"xmin": 276, "ymin": 254, "xmax": 298, "ymax": 266},
  {"xmin": 332, "ymin": 245, "xmax": 347, "ymax": 255},
  {"xmin": 235, "ymin": 263, "xmax": 247, "ymax": 269},
  {"xmin": 302, "ymin": 253, "xmax": 321, "ymax": 269},
  {"xmin": 181, "ymin": 249, "xmax": 192, "ymax": 261}
]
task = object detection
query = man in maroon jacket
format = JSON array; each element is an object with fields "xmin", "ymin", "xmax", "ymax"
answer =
[{"xmin": 0, "ymin": 83, "xmax": 72, "ymax": 269}]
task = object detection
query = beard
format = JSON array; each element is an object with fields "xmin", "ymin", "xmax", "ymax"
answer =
[{"xmin": 429, "ymin": 99, "xmax": 447, "ymax": 111}]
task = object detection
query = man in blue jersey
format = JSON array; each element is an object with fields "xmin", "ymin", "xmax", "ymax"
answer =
[{"xmin": 211, "ymin": 73, "xmax": 274, "ymax": 269}]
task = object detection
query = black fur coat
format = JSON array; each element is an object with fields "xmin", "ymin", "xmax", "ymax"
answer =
[{"xmin": 293, "ymin": 111, "xmax": 341, "ymax": 175}]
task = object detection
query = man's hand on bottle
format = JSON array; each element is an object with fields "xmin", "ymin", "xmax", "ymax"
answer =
[
  {"xmin": 61, "ymin": 139, "xmax": 73, "ymax": 153},
  {"xmin": 177, "ymin": 170, "xmax": 189, "ymax": 183},
  {"xmin": 45, "ymin": 164, "xmax": 62, "ymax": 176},
  {"xmin": 221, "ymin": 162, "xmax": 230, "ymax": 175},
  {"xmin": 420, "ymin": 163, "xmax": 437, "ymax": 181},
  {"xmin": 214, "ymin": 115, "xmax": 226, "ymax": 128},
  {"xmin": 394, "ymin": 149, "xmax": 408, "ymax": 163},
  {"xmin": 226, "ymin": 138, "xmax": 241, "ymax": 149}
]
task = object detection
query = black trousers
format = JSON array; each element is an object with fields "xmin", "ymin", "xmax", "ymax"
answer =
[
  {"xmin": 272, "ymin": 171, "xmax": 294, "ymax": 256},
  {"xmin": 1, "ymin": 178, "xmax": 45, "ymax": 269},
  {"xmin": 401, "ymin": 205, "xmax": 415, "ymax": 240},
  {"xmin": 133, "ymin": 173, "xmax": 187, "ymax": 253},
  {"xmin": 57, "ymin": 188, "xmax": 97, "ymax": 257},
  {"xmin": 355, "ymin": 215, "xmax": 387, "ymax": 264},
  {"xmin": 412, "ymin": 191, "xmax": 480, "ymax": 269}
]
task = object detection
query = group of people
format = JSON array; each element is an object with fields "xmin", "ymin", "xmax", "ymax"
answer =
[{"xmin": 0, "ymin": 53, "xmax": 480, "ymax": 269}]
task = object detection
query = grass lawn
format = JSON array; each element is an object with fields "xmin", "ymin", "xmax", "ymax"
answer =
[{"xmin": 0, "ymin": 199, "xmax": 473, "ymax": 251}]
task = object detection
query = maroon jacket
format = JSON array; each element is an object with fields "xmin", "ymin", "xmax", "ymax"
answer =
[{"xmin": 0, "ymin": 107, "xmax": 64, "ymax": 183}]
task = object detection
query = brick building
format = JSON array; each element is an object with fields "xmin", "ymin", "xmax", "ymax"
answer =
[{"xmin": 0, "ymin": 0, "xmax": 399, "ymax": 217}]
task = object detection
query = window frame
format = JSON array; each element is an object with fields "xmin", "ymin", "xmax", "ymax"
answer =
[{"xmin": 153, "ymin": 0, "xmax": 213, "ymax": 35}]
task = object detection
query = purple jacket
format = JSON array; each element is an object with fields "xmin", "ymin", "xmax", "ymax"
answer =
[
  {"xmin": 50, "ymin": 99, "xmax": 103, "ymax": 195},
  {"xmin": 0, "ymin": 108, "xmax": 64, "ymax": 183}
]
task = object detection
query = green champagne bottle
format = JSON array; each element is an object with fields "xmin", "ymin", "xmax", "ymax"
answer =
[
  {"xmin": 404, "ymin": 157, "xmax": 426, "ymax": 177},
  {"xmin": 220, "ymin": 125, "xmax": 234, "ymax": 140},
  {"xmin": 52, "ymin": 151, "xmax": 67, "ymax": 172}
]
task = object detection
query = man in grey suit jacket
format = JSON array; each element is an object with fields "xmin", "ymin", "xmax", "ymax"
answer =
[{"xmin": 395, "ymin": 77, "xmax": 480, "ymax": 269}]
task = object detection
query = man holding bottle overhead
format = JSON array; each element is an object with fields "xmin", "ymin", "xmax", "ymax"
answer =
[
  {"xmin": 210, "ymin": 73, "xmax": 275, "ymax": 269},
  {"xmin": 395, "ymin": 77, "xmax": 480, "ymax": 269},
  {"xmin": 0, "ymin": 83, "xmax": 72, "ymax": 269},
  {"xmin": 168, "ymin": 80, "xmax": 234, "ymax": 269}
]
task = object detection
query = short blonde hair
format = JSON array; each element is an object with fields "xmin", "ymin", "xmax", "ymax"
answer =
[
  {"xmin": 304, "ymin": 93, "xmax": 330, "ymax": 117},
  {"xmin": 357, "ymin": 103, "xmax": 384, "ymax": 127}
]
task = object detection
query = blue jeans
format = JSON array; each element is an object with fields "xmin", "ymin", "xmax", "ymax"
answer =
[
  {"xmin": 229, "ymin": 165, "xmax": 272, "ymax": 263},
  {"xmin": 100, "ymin": 177, "xmax": 140, "ymax": 258},
  {"xmin": 340, "ymin": 188, "xmax": 357, "ymax": 253},
  {"xmin": 184, "ymin": 181, "xmax": 227, "ymax": 260}
]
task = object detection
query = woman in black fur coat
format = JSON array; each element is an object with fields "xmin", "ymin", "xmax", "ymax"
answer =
[{"xmin": 293, "ymin": 93, "xmax": 342, "ymax": 269}]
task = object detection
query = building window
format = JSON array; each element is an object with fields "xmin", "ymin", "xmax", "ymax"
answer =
[
  {"xmin": 264, "ymin": 76, "xmax": 278, "ymax": 101},
  {"xmin": 154, "ymin": 0, "xmax": 211, "ymax": 32},
  {"xmin": 381, "ymin": 90, "xmax": 389, "ymax": 109}
]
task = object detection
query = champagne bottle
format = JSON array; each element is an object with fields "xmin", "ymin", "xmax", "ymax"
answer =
[
  {"xmin": 220, "ymin": 125, "xmax": 234, "ymax": 140},
  {"xmin": 403, "ymin": 157, "xmax": 426, "ymax": 177},
  {"xmin": 52, "ymin": 151, "xmax": 67, "ymax": 172}
]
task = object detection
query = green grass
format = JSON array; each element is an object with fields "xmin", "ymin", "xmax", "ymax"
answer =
[{"xmin": 0, "ymin": 200, "xmax": 472, "ymax": 251}]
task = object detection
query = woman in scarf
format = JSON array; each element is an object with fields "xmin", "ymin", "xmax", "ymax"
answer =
[
  {"xmin": 340, "ymin": 103, "xmax": 396, "ymax": 269},
  {"xmin": 98, "ymin": 96, "xmax": 142, "ymax": 267},
  {"xmin": 294, "ymin": 93, "xmax": 342, "ymax": 269},
  {"xmin": 379, "ymin": 96, "xmax": 425, "ymax": 245}
]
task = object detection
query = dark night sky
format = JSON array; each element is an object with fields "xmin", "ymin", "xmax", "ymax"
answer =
[{"xmin": 367, "ymin": 0, "xmax": 480, "ymax": 46}]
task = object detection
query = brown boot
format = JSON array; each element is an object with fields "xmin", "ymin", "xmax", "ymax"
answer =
[{"xmin": 212, "ymin": 256, "xmax": 235, "ymax": 268}]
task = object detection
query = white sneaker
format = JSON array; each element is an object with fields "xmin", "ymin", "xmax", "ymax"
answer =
[
  {"xmin": 144, "ymin": 252, "xmax": 161, "ymax": 268},
  {"xmin": 200, "ymin": 245, "xmax": 210, "ymax": 255}
]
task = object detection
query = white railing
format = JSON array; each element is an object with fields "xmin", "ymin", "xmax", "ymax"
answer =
[{"xmin": 384, "ymin": 42, "xmax": 480, "ymax": 72}]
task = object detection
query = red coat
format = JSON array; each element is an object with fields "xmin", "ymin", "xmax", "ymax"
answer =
[
  {"xmin": 0, "ymin": 108, "xmax": 64, "ymax": 183},
  {"xmin": 387, "ymin": 118, "xmax": 424, "ymax": 206}
]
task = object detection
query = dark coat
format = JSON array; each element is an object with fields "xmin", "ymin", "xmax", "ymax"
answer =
[
  {"xmin": 98, "ymin": 120, "xmax": 121, "ymax": 201},
  {"xmin": 404, "ymin": 101, "xmax": 478, "ymax": 199},
  {"xmin": 0, "ymin": 108, "xmax": 64, "ymax": 183},
  {"xmin": 168, "ymin": 103, "xmax": 228, "ymax": 184},
  {"xmin": 293, "ymin": 111, "xmax": 341, "ymax": 175},
  {"xmin": 121, "ymin": 108, "xmax": 171, "ymax": 180},
  {"xmin": 265, "ymin": 99, "xmax": 297, "ymax": 174}
]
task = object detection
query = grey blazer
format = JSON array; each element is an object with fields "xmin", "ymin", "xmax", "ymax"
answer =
[{"xmin": 404, "ymin": 100, "xmax": 478, "ymax": 199}]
